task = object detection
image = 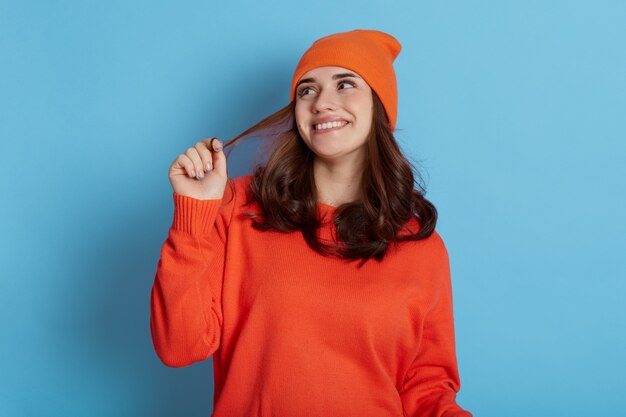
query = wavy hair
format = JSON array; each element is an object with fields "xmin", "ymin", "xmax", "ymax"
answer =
[{"xmin": 220, "ymin": 91, "xmax": 437, "ymax": 267}]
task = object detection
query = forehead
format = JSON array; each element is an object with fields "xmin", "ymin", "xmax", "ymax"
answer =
[{"xmin": 299, "ymin": 65, "xmax": 363, "ymax": 81}]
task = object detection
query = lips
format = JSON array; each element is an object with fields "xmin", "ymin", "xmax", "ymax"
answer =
[
  {"xmin": 313, "ymin": 120, "xmax": 350, "ymax": 133},
  {"xmin": 313, "ymin": 121, "xmax": 350, "ymax": 133},
  {"xmin": 312, "ymin": 116, "xmax": 349, "ymax": 126}
]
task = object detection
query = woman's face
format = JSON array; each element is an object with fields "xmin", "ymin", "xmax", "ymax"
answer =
[{"xmin": 294, "ymin": 66, "xmax": 374, "ymax": 162}]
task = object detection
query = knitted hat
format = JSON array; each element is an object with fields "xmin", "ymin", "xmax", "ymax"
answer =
[{"xmin": 290, "ymin": 29, "xmax": 402, "ymax": 131}]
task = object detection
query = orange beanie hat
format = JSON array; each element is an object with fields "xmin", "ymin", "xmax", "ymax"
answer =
[{"xmin": 290, "ymin": 29, "xmax": 402, "ymax": 131}]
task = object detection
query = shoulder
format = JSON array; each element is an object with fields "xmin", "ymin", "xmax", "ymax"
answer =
[
  {"xmin": 418, "ymin": 229, "xmax": 448, "ymax": 259},
  {"xmin": 396, "ymin": 225, "xmax": 449, "ymax": 267},
  {"xmin": 230, "ymin": 174, "xmax": 254, "ymax": 188},
  {"xmin": 222, "ymin": 175, "xmax": 260, "ymax": 221},
  {"xmin": 399, "ymin": 216, "xmax": 447, "ymax": 252},
  {"xmin": 222, "ymin": 175, "xmax": 254, "ymax": 203},
  {"xmin": 429, "ymin": 229, "xmax": 449, "ymax": 261},
  {"xmin": 230, "ymin": 174, "xmax": 254, "ymax": 193}
]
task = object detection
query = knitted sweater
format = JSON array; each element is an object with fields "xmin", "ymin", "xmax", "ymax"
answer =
[{"xmin": 150, "ymin": 175, "xmax": 472, "ymax": 417}]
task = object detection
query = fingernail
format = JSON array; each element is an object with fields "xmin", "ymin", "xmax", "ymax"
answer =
[{"xmin": 191, "ymin": 170, "xmax": 196, "ymax": 178}]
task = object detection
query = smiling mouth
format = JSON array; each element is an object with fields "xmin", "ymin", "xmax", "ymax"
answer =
[{"xmin": 313, "ymin": 121, "xmax": 350, "ymax": 133}]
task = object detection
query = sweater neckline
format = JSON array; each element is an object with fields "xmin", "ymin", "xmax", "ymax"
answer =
[
  {"xmin": 316, "ymin": 201, "xmax": 338, "ymax": 211},
  {"xmin": 316, "ymin": 202, "xmax": 337, "ymax": 224}
]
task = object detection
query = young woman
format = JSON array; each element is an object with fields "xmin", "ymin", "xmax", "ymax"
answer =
[{"xmin": 150, "ymin": 29, "xmax": 472, "ymax": 417}]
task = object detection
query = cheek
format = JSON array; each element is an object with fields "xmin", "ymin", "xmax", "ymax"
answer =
[
  {"xmin": 295, "ymin": 121, "xmax": 310, "ymax": 141},
  {"xmin": 295, "ymin": 118, "xmax": 308, "ymax": 133},
  {"xmin": 347, "ymin": 95, "xmax": 373, "ymax": 118},
  {"xmin": 294, "ymin": 104, "xmax": 308, "ymax": 130},
  {"xmin": 355, "ymin": 104, "xmax": 374, "ymax": 128}
]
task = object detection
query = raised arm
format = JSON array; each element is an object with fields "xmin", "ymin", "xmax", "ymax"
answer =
[
  {"xmin": 150, "ymin": 136, "xmax": 233, "ymax": 367},
  {"xmin": 149, "ymin": 189, "xmax": 235, "ymax": 367},
  {"xmin": 399, "ymin": 233, "xmax": 473, "ymax": 417}
]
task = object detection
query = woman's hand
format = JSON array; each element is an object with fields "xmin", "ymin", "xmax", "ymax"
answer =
[{"xmin": 168, "ymin": 137, "xmax": 228, "ymax": 200}]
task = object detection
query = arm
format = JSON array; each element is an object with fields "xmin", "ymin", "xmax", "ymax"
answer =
[
  {"xmin": 149, "ymin": 187, "xmax": 235, "ymax": 367},
  {"xmin": 399, "ymin": 233, "xmax": 472, "ymax": 417}
]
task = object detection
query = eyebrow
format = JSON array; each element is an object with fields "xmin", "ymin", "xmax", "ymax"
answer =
[{"xmin": 295, "ymin": 72, "xmax": 362, "ymax": 89}]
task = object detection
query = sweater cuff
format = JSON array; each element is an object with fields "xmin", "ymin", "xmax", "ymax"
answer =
[{"xmin": 171, "ymin": 192, "xmax": 223, "ymax": 236}]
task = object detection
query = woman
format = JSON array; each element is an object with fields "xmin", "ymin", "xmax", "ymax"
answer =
[{"xmin": 150, "ymin": 29, "xmax": 472, "ymax": 417}]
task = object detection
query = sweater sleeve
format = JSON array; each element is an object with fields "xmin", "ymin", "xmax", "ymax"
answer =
[
  {"xmin": 149, "ymin": 186, "xmax": 236, "ymax": 368},
  {"xmin": 399, "ymin": 233, "xmax": 472, "ymax": 417}
]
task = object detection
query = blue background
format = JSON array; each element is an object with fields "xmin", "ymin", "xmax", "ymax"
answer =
[{"xmin": 1, "ymin": 1, "xmax": 625, "ymax": 416}]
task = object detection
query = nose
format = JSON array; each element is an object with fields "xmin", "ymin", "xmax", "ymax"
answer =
[{"xmin": 312, "ymin": 88, "xmax": 338, "ymax": 113}]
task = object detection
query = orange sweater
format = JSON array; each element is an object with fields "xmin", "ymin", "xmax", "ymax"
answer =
[{"xmin": 150, "ymin": 175, "xmax": 472, "ymax": 417}]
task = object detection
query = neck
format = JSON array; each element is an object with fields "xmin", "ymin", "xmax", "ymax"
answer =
[{"xmin": 313, "ymin": 155, "xmax": 364, "ymax": 207}]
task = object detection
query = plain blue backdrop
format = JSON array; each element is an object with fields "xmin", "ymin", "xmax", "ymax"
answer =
[{"xmin": 1, "ymin": 1, "xmax": 624, "ymax": 416}]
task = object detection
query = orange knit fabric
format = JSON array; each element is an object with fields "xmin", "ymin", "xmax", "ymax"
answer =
[{"xmin": 150, "ymin": 175, "xmax": 472, "ymax": 417}]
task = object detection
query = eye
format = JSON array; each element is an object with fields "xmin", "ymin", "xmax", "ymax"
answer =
[
  {"xmin": 297, "ymin": 86, "xmax": 313, "ymax": 97},
  {"xmin": 297, "ymin": 81, "xmax": 356, "ymax": 98},
  {"xmin": 338, "ymin": 81, "xmax": 356, "ymax": 90}
]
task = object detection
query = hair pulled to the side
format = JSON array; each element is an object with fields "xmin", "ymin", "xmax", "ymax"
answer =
[{"xmin": 220, "ymin": 91, "xmax": 437, "ymax": 267}]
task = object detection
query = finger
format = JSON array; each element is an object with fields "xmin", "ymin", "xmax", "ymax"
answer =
[
  {"xmin": 210, "ymin": 138, "xmax": 227, "ymax": 176},
  {"xmin": 197, "ymin": 138, "xmax": 216, "ymax": 172},
  {"xmin": 210, "ymin": 137, "xmax": 223, "ymax": 152},
  {"xmin": 173, "ymin": 154, "xmax": 197, "ymax": 179},
  {"xmin": 184, "ymin": 147, "xmax": 205, "ymax": 180}
]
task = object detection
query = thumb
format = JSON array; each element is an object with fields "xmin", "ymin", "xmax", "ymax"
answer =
[{"xmin": 211, "ymin": 138, "xmax": 227, "ymax": 176}]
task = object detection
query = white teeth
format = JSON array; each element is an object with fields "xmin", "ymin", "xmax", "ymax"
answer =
[{"xmin": 315, "ymin": 121, "xmax": 347, "ymax": 131}]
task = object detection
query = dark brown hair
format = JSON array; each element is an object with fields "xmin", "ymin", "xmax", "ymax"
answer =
[{"xmin": 220, "ymin": 91, "xmax": 437, "ymax": 267}]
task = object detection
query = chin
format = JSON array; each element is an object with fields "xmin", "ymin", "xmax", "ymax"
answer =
[{"xmin": 313, "ymin": 147, "xmax": 355, "ymax": 160}]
